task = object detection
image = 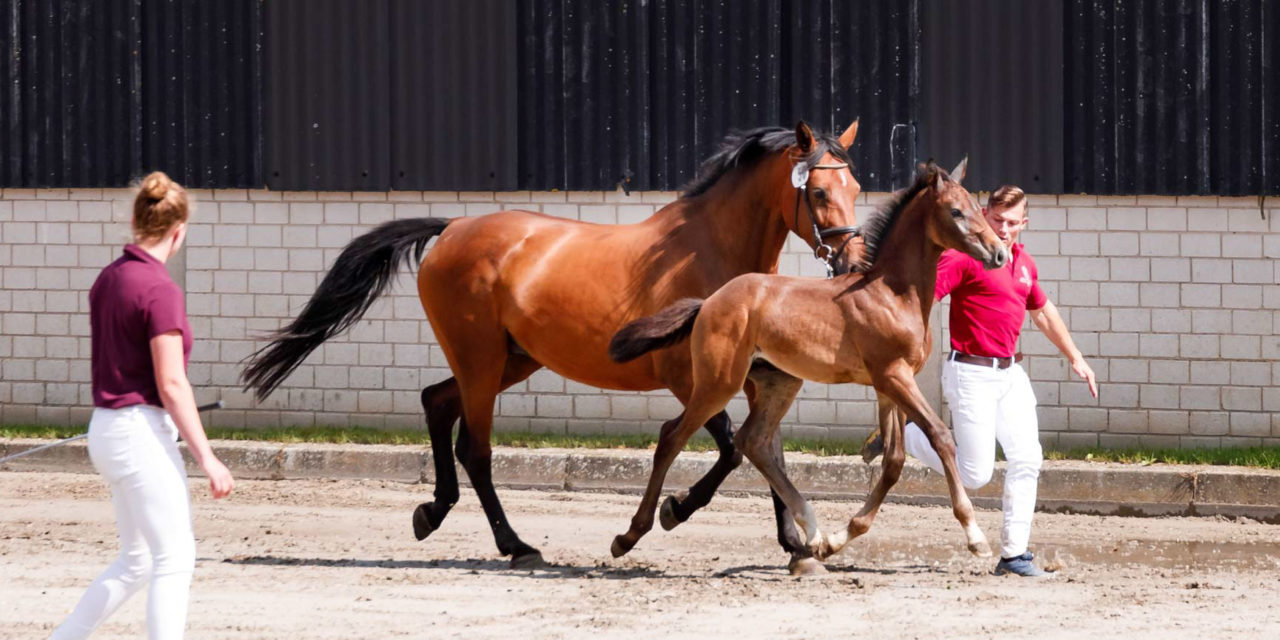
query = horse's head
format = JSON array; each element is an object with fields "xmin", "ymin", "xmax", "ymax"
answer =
[
  {"xmin": 784, "ymin": 120, "xmax": 863, "ymax": 276},
  {"xmin": 922, "ymin": 159, "xmax": 1007, "ymax": 269}
]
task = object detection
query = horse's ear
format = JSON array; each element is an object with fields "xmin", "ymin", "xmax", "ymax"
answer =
[
  {"xmin": 951, "ymin": 157, "xmax": 968, "ymax": 184},
  {"xmin": 838, "ymin": 118, "xmax": 860, "ymax": 150},
  {"xmin": 794, "ymin": 121, "xmax": 816, "ymax": 153},
  {"xmin": 931, "ymin": 162, "xmax": 946, "ymax": 191}
]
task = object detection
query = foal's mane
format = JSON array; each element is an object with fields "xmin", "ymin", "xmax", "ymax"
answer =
[
  {"xmin": 853, "ymin": 164, "xmax": 944, "ymax": 273},
  {"xmin": 680, "ymin": 126, "xmax": 852, "ymax": 199}
]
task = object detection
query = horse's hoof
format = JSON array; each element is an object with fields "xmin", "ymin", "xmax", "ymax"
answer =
[
  {"xmin": 510, "ymin": 551, "xmax": 546, "ymax": 570},
  {"xmin": 968, "ymin": 539, "xmax": 993, "ymax": 558},
  {"xmin": 659, "ymin": 493, "xmax": 686, "ymax": 531},
  {"xmin": 412, "ymin": 503, "xmax": 436, "ymax": 541},
  {"xmin": 788, "ymin": 556, "xmax": 828, "ymax": 576},
  {"xmin": 611, "ymin": 535, "xmax": 634, "ymax": 558}
]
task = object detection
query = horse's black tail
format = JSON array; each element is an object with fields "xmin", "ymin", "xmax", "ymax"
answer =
[
  {"xmin": 608, "ymin": 298, "xmax": 704, "ymax": 363},
  {"xmin": 241, "ymin": 217, "xmax": 451, "ymax": 401}
]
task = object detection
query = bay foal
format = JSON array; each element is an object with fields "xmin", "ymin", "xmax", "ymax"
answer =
[{"xmin": 610, "ymin": 161, "xmax": 1007, "ymax": 572}]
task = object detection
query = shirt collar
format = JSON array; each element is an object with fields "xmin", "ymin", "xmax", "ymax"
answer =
[{"xmin": 123, "ymin": 244, "xmax": 164, "ymax": 266}]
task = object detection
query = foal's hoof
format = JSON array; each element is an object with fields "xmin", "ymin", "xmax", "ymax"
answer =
[
  {"xmin": 968, "ymin": 539, "xmax": 993, "ymax": 558},
  {"xmin": 412, "ymin": 503, "xmax": 437, "ymax": 541},
  {"xmin": 659, "ymin": 492, "xmax": 689, "ymax": 531},
  {"xmin": 510, "ymin": 551, "xmax": 546, "ymax": 570},
  {"xmin": 610, "ymin": 535, "xmax": 635, "ymax": 558},
  {"xmin": 788, "ymin": 556, "xmax": 828, "ymax": 577}
]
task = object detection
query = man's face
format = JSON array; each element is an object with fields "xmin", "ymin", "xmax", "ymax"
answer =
[{"xmin": 983, "ymin": 201, "xmax": 1027, "ymax": 248}]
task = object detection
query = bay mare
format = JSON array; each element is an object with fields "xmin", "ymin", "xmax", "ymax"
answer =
[
  {"xmin": 242, "ymin": 121, "xmax": 864, "ymax": 568},
  {"xmin": 608, "ymin": 161, "xmax": 1009, "ymax": 572}
]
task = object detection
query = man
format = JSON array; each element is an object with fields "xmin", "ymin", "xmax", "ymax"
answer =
[{"xmin": 862, "ymin": 185, "xmax": 1097, "ymax": 577}]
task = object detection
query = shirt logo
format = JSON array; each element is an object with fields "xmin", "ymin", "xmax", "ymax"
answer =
[{"xmin": 1018, "ymin": 265, "xmax": 1032, "ymax": 288}]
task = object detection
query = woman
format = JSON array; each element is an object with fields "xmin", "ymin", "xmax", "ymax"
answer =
[{"xmin": 51, "ymin": 172, "xmax": 235, "ymax": 639}]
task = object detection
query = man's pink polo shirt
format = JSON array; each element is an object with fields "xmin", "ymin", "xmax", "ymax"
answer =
[{"xmin": 935, "ymin": 243, "xmax": 1047, "ymax": 359}]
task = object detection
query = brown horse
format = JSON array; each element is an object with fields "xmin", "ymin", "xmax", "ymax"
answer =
[
  {"xmin": 242, "ymin": 121, "xmax": 864, "ymax": 568},
  {"xmin": 608, "ymin": 160, "xmax": 1008, "ymax": 571}
]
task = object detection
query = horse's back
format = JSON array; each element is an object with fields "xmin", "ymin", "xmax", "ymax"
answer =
[{"xmin": 416, "ymin": 208, "xmax": 683, "ymax": 390}]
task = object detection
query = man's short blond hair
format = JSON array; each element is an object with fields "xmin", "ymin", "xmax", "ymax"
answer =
[{"xmin": 987, "ymin": 185, "xmax": 1027, "ymax": 214}]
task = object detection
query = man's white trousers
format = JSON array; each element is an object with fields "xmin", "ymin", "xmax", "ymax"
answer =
[{"xmin": 904, "ymin": 359, "xmax": 1043, "ymax": 559}]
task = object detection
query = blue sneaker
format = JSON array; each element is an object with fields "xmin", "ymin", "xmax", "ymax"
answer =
[{"xmin": 994, "ymin": 552, "xmax": 1051, "ymax": 577}]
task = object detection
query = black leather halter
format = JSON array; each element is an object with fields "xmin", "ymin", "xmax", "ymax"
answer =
[{"xmin": 793, "ymin": 161, "xmax": 861, "ymax": 278}]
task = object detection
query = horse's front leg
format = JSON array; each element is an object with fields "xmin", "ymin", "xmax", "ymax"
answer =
[
  {"xmin": 611, "ymin": 410, "xmax": 708, "ymax": 557},
  {"xmin": 832, "ymin": 365, "xmax": 992, "ymax": 558},
  {"xmin": 816, "ymin": 394, "xmax": 907, "ymax": 559}
]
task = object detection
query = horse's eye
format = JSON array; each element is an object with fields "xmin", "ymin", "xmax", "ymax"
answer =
[
  {"xmin": 950, "ymin": 208, "xmax": 964, "ymax": 219},
  {"xmin": 812, "ymin": 188, "xmax": 827, "ymax": 202}
]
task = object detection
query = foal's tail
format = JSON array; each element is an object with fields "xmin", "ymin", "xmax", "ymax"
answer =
[
  {"xmin": 241, "ymin": 217, "xmax": 451, "ymax": 401},
  {"xmin": 608, "ymin": 298, "xmax": 704, "ymax": 363}
]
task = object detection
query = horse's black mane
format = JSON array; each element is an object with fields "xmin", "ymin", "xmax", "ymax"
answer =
[
  {"xmin": 852, "ymin": 164, "xmax": 944, "ymax": 273},
  {"xmin": 680, "ymin": 126, "xmax": 853, "ymax": 198}
]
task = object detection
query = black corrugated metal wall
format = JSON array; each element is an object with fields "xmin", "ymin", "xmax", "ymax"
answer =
[
  {"xmin": 1, "ymin": 0, "xmax": 261, "ymax": 188},
  {"xmin": 919, "ymin": 0, "xmax": 1066, "ymax": 193},
  {"xmin": 3, "ymin": 1, "xmax": 1278, "ymax": 195},
  {"xmin": 1065, "ymin": 0, "xmax": 1279, "ymax": 196}
]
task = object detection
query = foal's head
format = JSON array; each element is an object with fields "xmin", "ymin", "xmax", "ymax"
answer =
[{"xmin": 921, "ymin": 160, "xmax": 1007, "ymax": 269}]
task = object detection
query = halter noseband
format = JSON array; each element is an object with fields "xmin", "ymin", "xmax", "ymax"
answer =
[{"xmin": 792, "ymin": 161, "xmax": 861, "ymax": 278}]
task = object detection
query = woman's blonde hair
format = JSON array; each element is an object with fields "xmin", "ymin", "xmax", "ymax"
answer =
[{"xmin": 132, "ymin": 171, "xmax": 189, "ymax": 241}]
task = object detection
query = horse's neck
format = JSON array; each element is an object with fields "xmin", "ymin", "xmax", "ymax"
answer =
[
  {"xmin": 658, "ymin": 177, "xmax": 790, "ymax": 276},
  {"xmin": 866, "ymin": 208, "xmax": 943, "ymax": 322}
]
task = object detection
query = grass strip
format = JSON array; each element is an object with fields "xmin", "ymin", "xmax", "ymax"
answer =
[{"xmin": 4, "ymin": 424, "xmax": 1278, "ymax": 469}]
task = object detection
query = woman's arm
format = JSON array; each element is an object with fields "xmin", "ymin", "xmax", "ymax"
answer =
[{"xmin": 151, "ymin": 330, "xmax": 235, "ymax": 498}]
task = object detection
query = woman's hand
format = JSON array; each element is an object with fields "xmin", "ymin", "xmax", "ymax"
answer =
[{"xmin": 202, "ymin": 456, "xmax": 235, "ymax": 499}]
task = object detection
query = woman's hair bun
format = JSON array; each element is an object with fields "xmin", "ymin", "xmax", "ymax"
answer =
[{"xmin": 140, "ymin": 171, "xmax": 173, "ymax": 202}]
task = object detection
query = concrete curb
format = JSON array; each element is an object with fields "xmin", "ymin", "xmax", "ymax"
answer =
[{"xmin": 3, "ymin": 438, "xmax": 1279, "ymax": 523}]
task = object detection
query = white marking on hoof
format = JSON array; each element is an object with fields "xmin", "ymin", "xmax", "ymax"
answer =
[
  {"xmin": 821, "ymin": 530, "xmax": 849, "ymax": 559},
  {"xmin": 965, "ymin": 524, "xmax": 992, "ymax": 557}
]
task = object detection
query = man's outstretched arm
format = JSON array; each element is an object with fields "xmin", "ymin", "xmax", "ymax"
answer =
[{"xmin": 1029, "ymin": 300, "xmax": 1098, "ymax": 398}]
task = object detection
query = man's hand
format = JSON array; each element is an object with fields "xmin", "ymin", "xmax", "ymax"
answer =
[{"xmin": 1071, "ymin": 357, "xmax": 1098, "ymax": 398}]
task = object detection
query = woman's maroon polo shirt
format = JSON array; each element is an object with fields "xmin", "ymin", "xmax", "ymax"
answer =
[{"xmin": 89, "ymin": 244, "xmax": 193, "ymax": 409}]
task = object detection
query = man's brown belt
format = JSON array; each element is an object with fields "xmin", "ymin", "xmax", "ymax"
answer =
[{"xmin": 948, "ymin": 350, "xmax": 1024, "ymax": 369}]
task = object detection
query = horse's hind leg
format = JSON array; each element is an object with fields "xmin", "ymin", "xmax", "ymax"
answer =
[
  {"xmin": 657, "ymin": 410, "xmax": 738, "ymax": 529},
  {"xmin": 612, "ymin": 394, "xmax": 739, "ymax": 558},
  {"xmin": 413, "ymin": 377, "xmax": 463, "ymax": 540},
  {"xmin": 731, "ymin": 366, "xmax": 827, "ymax": 565},
  {"xmin": 660, "ymin": 362, "xmax": 805, "ymax": 556},
  {"xmin": 443, "ymin": 340, "xmax": 545, "ymax": 568},
  {"xmin": 413, "ymin": 355, "xmax": 542, "ymax": 542}
]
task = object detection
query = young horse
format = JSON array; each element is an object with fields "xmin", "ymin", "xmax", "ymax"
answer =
[
  {"xmin": 608, "ymin": 161, "xmax": 1008, "ymax": 571},
  {"xmin": 242, "ymin": 121, "xmax": 864, "ymax": 568}
]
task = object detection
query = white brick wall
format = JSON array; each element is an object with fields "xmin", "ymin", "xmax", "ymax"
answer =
[{"xmin": 1, "ymin": 188, "xmax": 1277, "ymax": 448}]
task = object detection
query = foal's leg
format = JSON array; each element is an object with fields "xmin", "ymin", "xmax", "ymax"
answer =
[
  {"xmin": 413, "ymin": 355, "xmax": 542, "ymax": 541},
  {"xmin": 814, "ymin": 396, "xmax": 907, "ymax": 559},
  {"xmin": 660, "ymin": 362, "xmax": 803, "ymax": 564},
  {"xmin": 731, "ymin": 367, "xmax": 827, "ymax": 559},
  {"xmin": 826, "ymin": 366, "xmax": 991, "ymax": 558},
  {"xmin": 611, "ymin": 392, "xmax": 743, "ymax": 557}
]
